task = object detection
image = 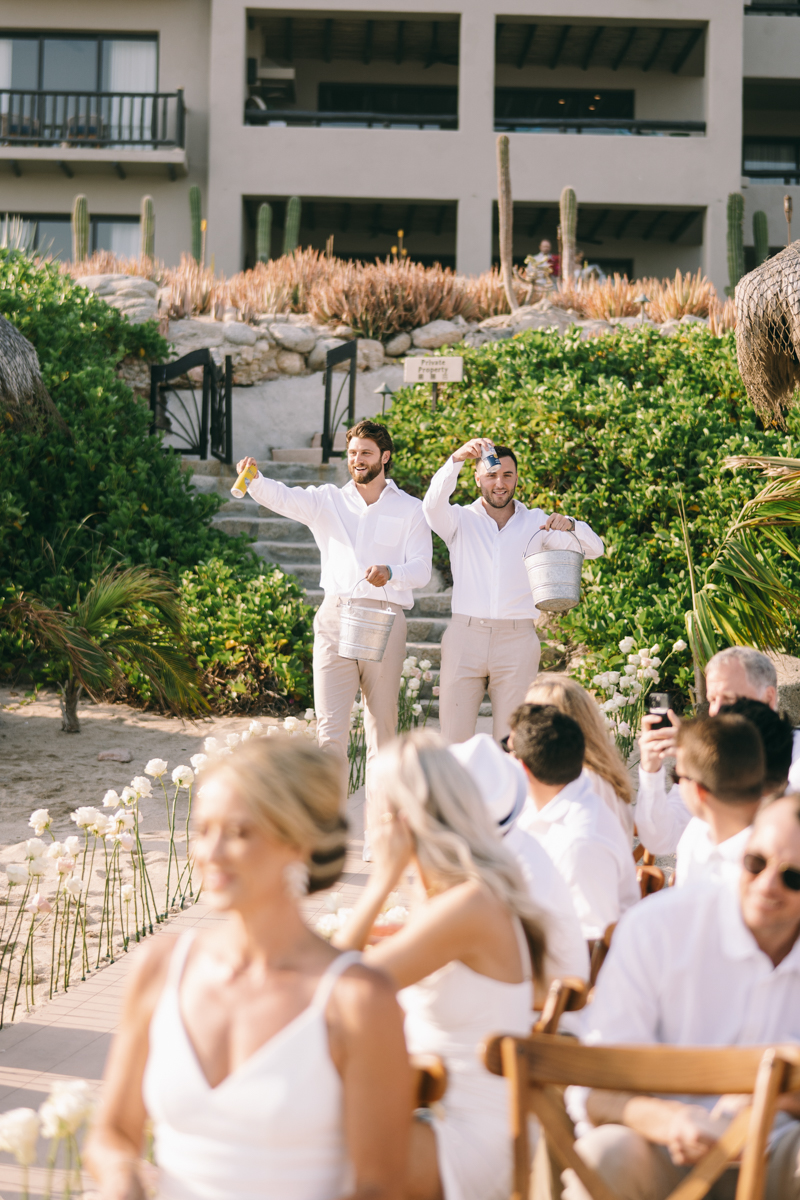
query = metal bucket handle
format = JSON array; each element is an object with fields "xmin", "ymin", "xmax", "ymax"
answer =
[
  {"xmin": 523, "ymin": 527, "xmax": 585, "ymax": 559},
  {"xmin": 342, "ymin": 578, "xmax": 393, "ymax": 612}
]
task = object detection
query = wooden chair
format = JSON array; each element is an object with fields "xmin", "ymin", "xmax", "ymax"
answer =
[
  {"xmin": 483, "ymin": 1032, "xmax": 800, "ymax": 1200},
  {"xmin": 411, "ymin": 1053, "xmax": 447, "ymax": 1107},
  {"xmin": 588, "ymin": 923, "xmax": 616, "ymax": 989},
  {"xmin": 533, "ymin": 977, "xmax": 589, "ymax": 1036}
]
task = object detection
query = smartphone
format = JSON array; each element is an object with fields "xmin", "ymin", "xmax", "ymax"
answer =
[{"xmin": 647, "ymin": 692, "xmax": 672, "ymax": 731}]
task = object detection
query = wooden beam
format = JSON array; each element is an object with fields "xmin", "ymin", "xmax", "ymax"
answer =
[
  {"xmin": 582, "ymin": 26, "xmax": 604, "ymax": 70},
  {"xmin": 114, "ymin": 161, "xmax": 126, "ymax": 180},
  {"xmin": 342, "ymin": 203, "xmax": 351, "ymax": 232},
  {"xmin": 307, "ymin": 201, "xmax": 316, "ymax": 231},
  {"xmin": 426, "ymin": 22, "xmax": 439, "ymax": 69},
  {"xmin": 284, "ymin": 16, "xmax": 293, "ymax": 63},
  {"xmin": 643, "ymin": 28, "xmax": 668, "ymax": 72},
  {"xmin": 517, "ymin": 24, "xmax": 537, "ymax": 70},
  {"xmin": 10, "ymin": 160, "xmax": 20, "ymax": 177},
  {"xmin": 323, "ymin": 18, "xmax": 333, "ymax": 64},
  {"xmin": 168, "ymin": 163, "xmax": 176, "ymax": 182},
  {"xmin": 435, "ymin": 205, "xmax": 447, "ymax": 236},
  {"xmin": 672, "ymin": 27, "xmax": 703, "ymax": 74},
  {"xmin": 396, "ymin": 20, "xmax": 405, "ymax": 65},
  {"xmin": 585, "ymin": 208, "xmax": 610, "ymax": 241},
  {"xmin": 615, "ymin": 209, "xmax": 637, "ymax": 239},
  {"xmin": 669, "ymin": 210, "xmax": 700, "ymax": 243},
  {"xmin": 58, "ymin": 161, "xmax": 74, "ymax": 179},
  {"xmin": 405, "ymin": 204, "xmax": 416, "ymax": 234},
  {"xmin": 527, "ymin": 208, "xmax": 547, "ymax": 238},
  {"xmin": 363, "ymin": 20, "xmax": 373, "ymax": 65},
  {"xmin": 371, "ymin": 203, "xmax": 382, "ymax": 238},
  {"xmin": 613, "ymin": 27, "xmax": 637, "ymax": 71},
  {"xmin": 643, "ymin": 210, "xmax": 667, "ymax": 240},
  {"xmin": 550, "ymin": 25, "xmax": 571, "ymax": 70}
]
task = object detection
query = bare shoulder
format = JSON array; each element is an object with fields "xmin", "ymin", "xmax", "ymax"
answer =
[
  {"xmin": 119, "ymin": 934, "xmax": 181, "ymax": 1022},
  {"xmin": 328, "ymin": 959, "xmax": 403, "ymax": 1029}
]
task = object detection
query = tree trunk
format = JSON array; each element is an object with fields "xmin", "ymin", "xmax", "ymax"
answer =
[
  {"xmin": 496, "ymin": 135, "xmax": 519, "ymax": 314},
  {"xmin": 59, "ymin": 680, "xmax": 82, "ymax": 733}
]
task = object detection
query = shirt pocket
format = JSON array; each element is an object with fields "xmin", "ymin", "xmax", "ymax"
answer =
[{"xmin": 374, "ymin": 515, "xmax": 404, "ymax": 547}]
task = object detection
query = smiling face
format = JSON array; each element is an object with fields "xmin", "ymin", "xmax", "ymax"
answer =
[
  {"xmin": 193, "ymin": 775, "xmax": 303, "ymax": 914},
  {"xmin": 347, "ymin": 436, "xmax": 389, "ymax": 486},
  {"xmin": 706, "ymin": 659, "xmax": 777, "ymax": 716},
  {"xmin": 475, "ymin": 455, "xmax": 518, "ymax": 510},
  {"xmin": 740, "ymin": 798, "xmax": 800, "ymax": 949}
]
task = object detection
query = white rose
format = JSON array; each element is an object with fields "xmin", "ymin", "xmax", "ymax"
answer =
[
  {"xmin": 6, "ymin": 863, "xmax": 28, "ymax": 886},
  {"xmin": 607, "ymin": 671, "xmax": 620, "ymax": 683},
  {"xmin": 650, "ymin": 644, "xmax": 661, "ymax": 656},
  {"xmin": 619, "ymin": 637, "xmax": 636, "ymax": 653},
  {"xmin": 63, "ymin": 836, "xmax": 81, "ymax": 857},
  {"xmin": 226, "ymin": 733, "xmax": 240, "ymax": 748},
  {"xmin": 240, "ymin": 729, "xmax": 252, "ymax": 742},
  {"xmin": 249, "ymin": 719, "xmax": 265, "ymax": 736},
  {"xmin": 131, "ymin": 776, "xmax": 152, "ymax": 798},
  {"xmin": 120, "ymin": 787, "xmax": 137, "ymax": 806},
  {"xmin": 627, "ymin": 653, "xmax": 641, "ymax": 666},
  {"xmin": 283, "ymin": 716, "xmax": 299, "ymax": 732},
  {"xmin": 304, "ymin": 710, "xmax": 315, "ymax": 722},
  {"xmin": 190, "ymin": 753, "xmax": 208, "ymax": 772},
  {"xmin": 0, "ymin": 1107, "xmax": 40, "ymax": 1166},
  {"xmin": 617, "ymin": 721, "xmax": 632, "ymax": 737},
  {"xmin": 423, "ymin": 670, "xmax": 433, "ymax": 682},
  {"xmin": 650, "ymin": 656, "xmax": 662, "ymax": 667},
  {"xmin": 28, "ymin": 809, "xmax": 51, "ymax": 836},
  {"xmin": 418, "ymin": 659, "xmax": 432, "ymax": 671},
  {"xmin": 102, "ymin": 789, "xmax": 120, "ymax": 808},
  {"xmin": 172, "ymin": 765, "xmax": 194, "ymax": 788},
  {"xmin": 65, "ymin": 876, "xmax": 84, "ymax": 898},
  {"xmin": 56, "ymin": 856, "xmax": 75, "ymax": 876},
  {"xmin": 112, "ymin": 809, "xmax": 135, "ymax": 831},
  {"xmin": 624, "ymin": 664, "xmax": 637, "ymax": 676},
  {"xmin": 407, "ymin": 678, "xmax": 420, "ymax": 692},
  {"xmin": 626, "ymin": 694, "xmax": 638, "ymax": 706},
  {"xmin": 46, "ymin": 842, "xmax": 64, "ymax": 859},
  {"xmin": 121, "ymin": 884, "xmax": 134, "ymax": 903},
  {"xmin": 412, "ymin": 703, "xmax": 423, "ymax": 715},
  {"xmin": 39, "ymin": 1079, "xmax": 93, "ymax": 1139},
  {"xmin": 618, "ymin": 675, "xmax": 632, "ymax": 691},
  {"xmin": 592, "ymin": 674, "xmax": 602, "ymax": 686},
  {"xmin": 91, "ymin": 814, "xmax": 114, "ymax": 837},
  {"xmin": 601, "ymin": 699, "xmax": 617, "ymax": 713},
  {"xmin": 25, "ymin": 892, "xmax": 51, "ymax": 914},
  {"xmin": 118, "ymin": 832, "xmax": 135, "ymax": 852},
  {"xmin": 71, "ymin": 807, "xmax": 98, "ymax": 829},
  {"xmin": 144, "ymin": 759, "xmax": 168, "ymax": 778},
  {"xmin": 25, "ymin": 838, "xmax": 47, "ymax": 859},
  {"xmin": 432, "ymin": 686, "xmax": 440, "ymax": 696},
  {"xmin": 204, "ymin": 736, "xmax": 220, "ymax": 753},
  {"xmin": 645, "ymin": 667, "xmax": 660, "ymax": 682},
  {"xmin": 27, "ymin": 856, "xmax": 48, "ymax": 876},
  {"xmin": 673, "ymin": 639, "xmax": 688, "ymax": 653}
]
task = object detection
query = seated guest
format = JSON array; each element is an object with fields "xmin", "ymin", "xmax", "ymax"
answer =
[
  {"xmin": 334, "ymin": 731, "xmax": 546, "ymax": 1200},
  {"xmin": 564, "ymin": 793, "xmax": 800, "ymax": 1200},
  {"xmin": 525, "ymin": 674, "xmax": 635, "ymax": 845},
  {"xmin": 511, "ymin": 704, "xmax": 639, "ymax": 940},
  {"xmin": 637, "ymin": 647, "xmax": 800, "ymax": 853},
  {"xmin": 87, "ymin": 735, "xmax": 412, "ymax": 1200},
  {"xmin": 672, "ymin": 714, "xmax": 765, "ymax": 887},
  {"xmin": 450, "ymin": 733, "xmax": 590, "ymax": 982}
]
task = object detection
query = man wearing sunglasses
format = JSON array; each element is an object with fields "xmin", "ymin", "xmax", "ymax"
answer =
[{"xmin": 564, "ymin": 793, "xmax": 800, "ymax": 1200}]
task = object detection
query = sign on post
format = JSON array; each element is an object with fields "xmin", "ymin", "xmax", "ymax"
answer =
[{"xmin": 403, "ymin": 356, "xmax": 463, "ymax": 412}]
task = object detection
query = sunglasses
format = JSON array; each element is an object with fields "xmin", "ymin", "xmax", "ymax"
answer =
[
  {"xmin": 743, "ymin": 853, "xmax": 800, "ymax": 892},
  {"xmin": 667, "ymin": 768, "xmax": 704, "ymax": 790}
]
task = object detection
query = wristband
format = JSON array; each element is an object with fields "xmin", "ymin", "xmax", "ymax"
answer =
[{"xmin": 386, "ymin": 566, "xmax": 393, "ymax": 581}]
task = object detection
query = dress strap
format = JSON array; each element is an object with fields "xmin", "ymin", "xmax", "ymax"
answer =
[
  {"xmin": 513, "ymin": 917, "xmax": 533, "ymax": 982},
  {"xmin": 166, "ymin": 930, "xmax": 198, "ymax": 990},
  {"xmin": 310, "ymin": 950, "xmax": 363, "ymax": 1012}
]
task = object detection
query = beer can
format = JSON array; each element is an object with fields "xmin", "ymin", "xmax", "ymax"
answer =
[
  {"xmin": 481, "ymin": 442, "xmax": 502, "ymax": 472},
  {"xmin": 230, "ymin": 462, "xmax": 258, "ymax": 498}
]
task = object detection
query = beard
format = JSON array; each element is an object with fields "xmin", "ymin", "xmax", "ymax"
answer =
[
  {"xmin": 481, "ymin": 481, "xmax": 516, "ymax": 509},
  {"xmin": 349, "ymin": 460, "xmax": 384, "ymax": 485}
]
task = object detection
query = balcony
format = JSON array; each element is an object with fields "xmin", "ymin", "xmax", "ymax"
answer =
[
  {"xmin": 0, "ymin": 88, "xmax": 187, "ymax": 178},
  {"xmin": 743, "ymin": 137, "xmax": 800, "ymax": 182}
]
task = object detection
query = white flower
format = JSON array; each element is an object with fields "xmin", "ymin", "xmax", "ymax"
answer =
[
  {"xmin": 102, "ymin": 789, "xmax": 120, "ymax": 808},
  {"xmin": 422, "ymin": 670, "xmax": 433, "ymax": 682},
  {"xmin": 121, "ymin": 884, "xmax": 134, "ymax": 903},
  {"xmin": 407, "ymin": 677, "xmax": 421, "ymax": 692},
  {"xmin": 144, "ymin": 758, "xmax": 168, "ymax": 778},
  {"xmin": 240, "ymin": 729, "xmax": 252, "ymax": 742},
  {"xmin": 618, "ymin": 675, "xmax": 632, "ymax": 691},
  {"xmin": 172, "ymin": 765, "xmax": 194, "ymax": 788},
  {"xmin": 25, "ymin": 892, "xmax": 52, "ymax": 914},
  {"xmin": 283, "ymin": 716, "xmax": 299, "ymax": 732},
  {"xmin": 56, "ymin": 856, "xmax": 75, "ymax": 876},
  {"xmin": 6, "ymin": 863, "xmax": 28, "ymax": 885},
  {"xmin": 645, "ymin": 667, "xmax": 660, "ymax": 682},
  {"xmin": 190, "ymin": 753, "xmax": 208, "ymax": 772},
  {"xmin": 601, "ymin": 699, "xmax": 617, "ymax": 713},
  {"xmin": 118, "ymin": 832, "xmax": 135, "ymax": 852},
  {"xmin": 432, "ymin": 686, "xmax": 440, "ymax": 696},
  {"xmin": 111, "ymin": 809, "xmax": 135, "ymax": 832},
  {"xmin": 226, "ymin": 733, "xmax": 241, "ymax": 748},
  {"xmin": 28, "ymin": 809, "xmax": 51, "ymax": 836},
  {"xmin": 0, "ymin": 1107, "xmax": 40, "ymax": 1166},
  {"xmin": 91, "ymin": 813, "xmax": 114, "ymax": 837},
  {"xmin": 617, "ymin": 721, "xmax": 632, "ymax": 737},
  {"xmin": 412, "ymin": 703, "xmax": 423, "ymax": 715},
  {"xmin": 303, "ymin": 709, "xmax": 315, "ymax": 722},
  {"xmin": 204, "ymin": 736, "xmax": 220, "ymax": 753},
  {"xmin": 131, "ymin": 776, "xmax": 152, "ymax": 798},
  {"xmin": 650, "ymin": 644, "xmax": 661, "ymax": 656},
  {"xmin": 626, "ymin": 694, "xmax": 638, "ymax": 706},
  {"xmin": 27, "ymin": 856, "xmax": 48, "ymax": 876},
  {"xmin": 592, "ymin": 674, "xmax": 602, "ymax": 686},
  {"xmin": 218, "ymin": 745, "xmax": 232, "ymax": 755},
  {"xmin": 65, "ymin": 876, "xmax": 84, "ymax": 898},
  {"xmin": 627, "ymin": 653, "xmax": 641, "ymax": 666},
  {"xmin": 619, "ymin": 637, "xmax": 636, "ymax": 653},
  {"xmin": 250, "ymin": 719, "xmax": 265, "ymax": 736},
  {"xmin": 650, "ymin": 656, "xmax": 662, "ymax": 668},
  {"xmin": 623, "ymin": 664, "xmax": 637, "ymax": 676},
  {"xmin": 598, "ymin": 672, "xmax": 610, "ymax": 688},
  {"xmin": 46, "ymin": 842, "xmax": 64, "ymax": 859},
  {"xmin": 39, "ymin": 1079, "xmax": 93, "ymax": 1139},
  {"xmin": 63, "ymin": 836, "xmax": 80, "ymax": 857},
  {"xmin": 673, "ymin": 639, "xmax": 688, "ymax": 653},
  {"xmin": 418, "ymin": 659, "xmax": 432, "ymax": 671},
  {"xmin": 25, "ymin": 838, "xmax": 47, "ymax": 859},
  {"xmin": 120, "ymin": 787, "xmax": 137, "ymax": 806},
  {"xmin": 607, "ymin": 671, "xmax": 620, "ymax": 683}
]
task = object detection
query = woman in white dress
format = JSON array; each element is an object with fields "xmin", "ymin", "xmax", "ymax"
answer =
[
  {"xmin": 334, "ymin": 731, "xmax": 546, "ymax": 1200},
  {"xmin": 526, "ymin": 673, "xmax": 635, "ymax": 845},
  {"xmin": 86, "ymin": 735, "xmax": 412, "ymax": 1200}
]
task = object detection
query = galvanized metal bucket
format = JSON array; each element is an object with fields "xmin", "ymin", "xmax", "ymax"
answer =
[
  {"xmin": 523, "ymin": 529, "xmax": 584, "ymax": 613},
  {"xmin": 338, "ymin": 586, "xmax": 396, "ymax": 662}
]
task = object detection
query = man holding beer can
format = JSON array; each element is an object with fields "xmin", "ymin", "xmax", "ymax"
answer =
[
  {"xmin": 423, "ymin": 438, "xmax": 603, "ymax": 744},
  {"xmin": 235, "ymin": 420, "xmax": 432, "ymax": 805}
]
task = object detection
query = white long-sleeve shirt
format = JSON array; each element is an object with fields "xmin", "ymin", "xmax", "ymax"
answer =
[
  {"xmin": 422, "ymin": 457, "xmax": 604, "ymax": 619},
  {"xmin": 674, "ymin": 820, "xmax": 751, "ymax": 888},
  {"xmin": 247, "ymin": 473, "xmax": 432, "ymax": 608}
]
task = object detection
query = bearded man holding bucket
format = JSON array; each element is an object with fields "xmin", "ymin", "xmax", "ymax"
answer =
[
  {"xmin": 423, "ymin": 439, "xmax": 603, "ymax": 745},
  {"xmin": 236, "ymin": 421, "xmax": 431, "ymax": 813}
]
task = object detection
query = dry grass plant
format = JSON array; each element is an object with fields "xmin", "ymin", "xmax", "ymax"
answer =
[
  {"xmin": 708, "ymin": 297, "xmax": 737, "ymax": 335},
  {"xmin": 647, "ymin": 269, "xmax": 716, "ymax": 323},
  {"xmin": 65, "ymin": 251, "xmax": 161, "ymax": 281}
]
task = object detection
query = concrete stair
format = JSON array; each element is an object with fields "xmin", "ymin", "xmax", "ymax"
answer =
[{"xmin": 181, "ymin": 457, "xmax": 491, "ymax": 717}]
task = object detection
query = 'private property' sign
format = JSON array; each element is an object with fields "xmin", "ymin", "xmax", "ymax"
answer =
[{"xmin": 403, "ymin": 357, "xmax": 464, "ymax": 384}]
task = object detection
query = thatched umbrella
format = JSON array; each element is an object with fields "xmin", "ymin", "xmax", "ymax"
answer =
[
  {"xmin": 735, "ymin": 241, "xmax": 800, "ymax": 428},
  {"xmin": 0, "ymin": 314, "xmax": 67, "ymax": 434}
]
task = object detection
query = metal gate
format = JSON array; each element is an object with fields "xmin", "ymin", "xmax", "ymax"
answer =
[
  {"xmin": 321, "ymin": 340, "xmax": 357, "ymax": 463},
  {"xmin": 149, "ymin": 349, "xmax": 233, "ymax": 463}
]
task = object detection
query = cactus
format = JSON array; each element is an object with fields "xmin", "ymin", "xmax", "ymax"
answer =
[
  {"xmin": 71, "ymin": 194, "xmax": 89, "ymax": 263},
  {"xmin": 496, "ymin": 135, "xmax": 518, "ymax": 313},
  {"xmin": 282, "ymin": 196, "xmax": 301, "ymax": 256},
  {"xmin": 256, "ymin": 202, "xmax": 272, "ymax": 263},
  {"xmin": 559, "ymin": 187, "xmax": 577, "ymax": 285},
  {"xmin": 727, "ymin": 192, "xmax": 745, "ymax": 296},
  {"xmin": 189, "ymin": 184, "xmax": 202, "ymax": 263},
  {"xmin": 752, "ymin": 210, "xmax": 769, "ymax": 266},
  {"xmin": 140, "ymin": 195, "xmax": 155, "ymax": 260}
]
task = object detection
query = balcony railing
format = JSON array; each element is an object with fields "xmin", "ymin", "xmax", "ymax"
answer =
[
  {"xmin": 745, "ymin": 2, "xmax": 800, "ymax": 12},
  {"xmin": 244, "ymin": 107, "xmax": 458, "ymax": 130},
  {"xmin": 0, "ymin": 89, "xmax": 185, "ymax": 148},
  {"xmin": 493, "ymin": 116, "xmax": 706, "ymax": 136},
  {"xmin": 744, "ymin": 138, "xmax": 800, "ymax": 181}
]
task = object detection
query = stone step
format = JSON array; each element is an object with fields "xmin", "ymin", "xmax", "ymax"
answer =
[
  {"xmin": 258, "ymin": 540, "xmax": 322, "ymax": 565},
  {"xmin": 212, "ymin": 516, "xmax": 315, "ymax": 542},
  {"xmin": 182, "ymin": 458, "xmax": 346, "ymax": 484},
  {"xmin": 408, "ymin": 591, "xmax": 453, "ymax": 618},
  {"xmin": 267, "ymin": 561, "xmax": 322, "ymax": 587},
  {"xmin": 404, "ymin": 641, "xmax": 441, "ymax": 667},
  {"xmin": 405, "ymin": 617, "xmax": 449, "ymax": 643}
]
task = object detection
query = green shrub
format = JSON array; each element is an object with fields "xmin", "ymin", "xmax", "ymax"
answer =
[{"xmin": 384, "ymin": 326, "xmax": 800, "ymax": 697}]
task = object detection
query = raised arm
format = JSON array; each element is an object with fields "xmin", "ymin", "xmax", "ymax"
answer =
[
  {"xmin": 635, "ymin": 713, "xmax": 690, "ymax": 855},
  {"xmin": 422, "ymin": 438, "xmax": 491, "ymax": 545},
  {"xmin": 236, "ymin": 456, "xmax": 324, "ymax": 527}
]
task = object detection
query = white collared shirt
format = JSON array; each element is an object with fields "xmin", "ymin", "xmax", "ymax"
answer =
[
  {"xmin": 422, "ymin": 457, "xmax": 604, "ymax": 619},
  {"xmin": 570, "ymin": 880, "xmax": 800, "ymax": 1122},
  {"xmin": 247, "ymin": 473, "xmax": 432, "ymax": 608},
  {"xmin": 675, "ymin": 820, "xmax": 752, "ymax": 888},
  {"xmin": 517, "ymin": 774, "xmax": 640, "ymax": 940},
  {"xmin": 788, "ymin": 729, "xmax": 800, "ymax": 792}
]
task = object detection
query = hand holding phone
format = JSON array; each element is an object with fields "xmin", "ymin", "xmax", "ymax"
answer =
[{"xmin": 647, "ymin": 692, "xmax": 672, "ymax": 731}]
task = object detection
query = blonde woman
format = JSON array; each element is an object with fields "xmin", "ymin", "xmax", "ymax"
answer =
[
  {"xmin": 87, "ymin": 736, "xmax": 412, "ymax": 1200},
  {"xmin": 334, "ymin": 731, "xmax": 546, "ymax": 1200},
  {"xmin": 525, "ymin": 673, "xmax": 635, "ymax": 845}
]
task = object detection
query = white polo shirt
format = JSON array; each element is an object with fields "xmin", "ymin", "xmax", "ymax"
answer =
[
  {"xmin": 247, "ymin": 473, "xmax": 432, "ymax": 608},
  {"xmin": 517, "ymin": 773, "xmax": 640, "ymax": 940},
  {"xmin": 422, "ymin": 457, "xmax": 603, "ymax": 619},
  {"xmin": 675, "ymin": 819, "xmax": 751, "ymax": 888}
]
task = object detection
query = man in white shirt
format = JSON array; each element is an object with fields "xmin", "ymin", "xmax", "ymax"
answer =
[
  {"xmin": 236, "ymin": 420, "xmax": 432, "ymax": 801},
  {"xmin": 510, "ymin": 704, "xmax": 639, "ymax": 940},
  {"xmin": 563, "ymin": 794, "xmax": 800, "ymax": 1200},
  {"xmin": 422, "ymin": 438, "xmax": 603, "ymax": 744},
  {"xmin": 449, "ymin": 733, "xmax": 590, "ymax": 983},
  {"xmin": 637, "ymin": 646, "xmax": 796, "ymax": 858}
]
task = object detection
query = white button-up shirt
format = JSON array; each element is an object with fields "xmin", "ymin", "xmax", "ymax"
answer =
[
  {"xmin": 517, "ymin": 773, "xmax": 640, "ymax": 940},
  {"xmin": 570, "ymin": 880, "xmax": 800, "ymax": 1122},
  {"xmin": 247, "ymin": 473, "xmax": 432, "ymax": 608},
  {"xmin": 422, "ymin": 457, "xmax": 604, "ymax": 619},
  {"xmin": 675, "ymin": 819, "xmax": 751, "ymax": 888}
]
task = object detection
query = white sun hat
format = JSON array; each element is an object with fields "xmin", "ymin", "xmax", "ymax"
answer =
[{"xmin": 449, "ymin": 734, "xmax": 527, "ymax": 834}]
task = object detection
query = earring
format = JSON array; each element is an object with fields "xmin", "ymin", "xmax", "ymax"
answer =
[{"xmin": 284, "ymin": 860, "xmax": 309, "ymax": 899}]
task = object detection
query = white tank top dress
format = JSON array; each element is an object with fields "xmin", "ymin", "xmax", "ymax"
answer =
[
  {"xmin": 142, "ymin": 932, "xmax": 362, "ymax": 1200},
  {"xmin": 399, "ymin": 917, "xmax": 534, "ymax": 1200}
]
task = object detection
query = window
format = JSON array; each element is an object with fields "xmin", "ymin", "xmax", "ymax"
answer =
[
  {"xmin": 318, "ymin": 83, "xmax": 458, "ymax": 120},
  {"xmin": 0, "ymin": 33, "xmax": 157, "ymax": 93},
  {"xmin": 17, "ymin": 214, "xmax": 140, "ymax": 262},
  {"xmin": 495, "ymin": 88, "xmax": 634, "ymax": 122},
  {"xmin": 743, "ymin": 139, "xmax": 800, "ymax": 181}
]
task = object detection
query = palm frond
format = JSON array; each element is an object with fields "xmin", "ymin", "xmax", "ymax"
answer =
[
  {"xmin": 1, "ymin": 595, "xmax": 116, "ymax": 694},
  {"xmin": 105, "ymin": 627, "xmax": 206, "ymax": 714},
  {"xmin": 724, "ymin": 454, "xmax": 800, "ymax": 477},
  {"xmin": 75, "ymin": 566, "xmax": 182, "ymax": 635}
]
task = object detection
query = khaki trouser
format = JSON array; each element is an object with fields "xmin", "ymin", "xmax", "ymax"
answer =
[
  {"xmin": 312, "ymin": 595, "xmax": 407, "ymax": 801},
  {"xmin": 438, "ymin": 614, "xmax": 541, "ymax": 744},
  {"xmin": 560, "ymin": 1121, "xmax": 800, "ymax": 1200}
]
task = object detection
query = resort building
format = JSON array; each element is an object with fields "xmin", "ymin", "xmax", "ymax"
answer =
[{"xmin": 0, "ymin": 0, "xmax": 796, "ymax": 292}]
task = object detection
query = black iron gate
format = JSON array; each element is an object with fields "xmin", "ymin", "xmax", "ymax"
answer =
[
  {"xmin": 321, "ymin": 340, "xmax": 357, "ymax": 463},
  {"xmin": 149, "ymin": 349, "xmax": 233, "ymax": 463}
]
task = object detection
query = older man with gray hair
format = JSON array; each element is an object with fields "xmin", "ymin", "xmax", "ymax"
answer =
[{"xmin": 636, "ymin": 646, "xmax": 800, "ymax": 857}]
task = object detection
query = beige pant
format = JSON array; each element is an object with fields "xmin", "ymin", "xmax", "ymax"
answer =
[
  {"xmin": 560, "ymin": 1121, "xmax": 800, "ymax": 1200},
  {"xmin": 438, "ymin": 614, "xmax": 541, "ymax": 744},
  {"xmin": 312, "ymin": 595, "xmax": 407, "ymax": 799}
]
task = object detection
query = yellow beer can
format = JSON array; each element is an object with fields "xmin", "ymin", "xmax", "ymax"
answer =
[{"xmin": 230, "ymin": 462, "xmax": 257, "ymax": 498}]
